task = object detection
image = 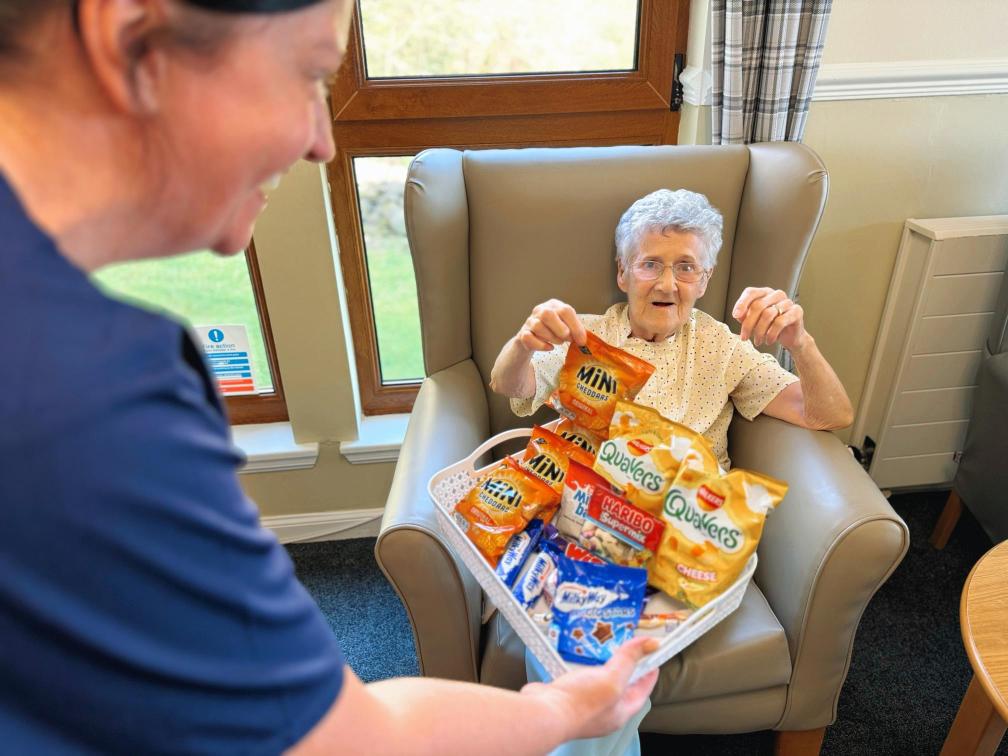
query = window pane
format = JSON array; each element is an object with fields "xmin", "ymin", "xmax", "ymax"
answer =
[
  {"xmin": 360, "ymin": 0, "xmax": 639, "ymax": 78},
  {"xmin": 93, "ymin": 252, "xmax": 275, "ymax": 392},
  {"xmin": 354, "ymin": 156, "xmax": 424, "ymax": 383}
]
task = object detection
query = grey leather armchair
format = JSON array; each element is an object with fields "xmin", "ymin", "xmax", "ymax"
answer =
[{"xmin": 375, "ymin": 144, "xmax": 909, "ymax": 755}]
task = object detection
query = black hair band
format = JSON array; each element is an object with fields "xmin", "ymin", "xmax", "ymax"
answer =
[{"xmin": 184, "ymin": 0, "xmax": 325, "ymax": 13}]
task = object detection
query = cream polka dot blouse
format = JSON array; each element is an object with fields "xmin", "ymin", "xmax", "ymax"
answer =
[{"xmin": 510, "ymin": 303, "xmax": 799, "ymax": 470}]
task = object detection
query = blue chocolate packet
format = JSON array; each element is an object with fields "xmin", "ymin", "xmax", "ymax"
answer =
[
  {"xmin": 496, "ymin": 518, "xmax": 545, "ymax": 587},
  {"xmin": 549, "ymin": 555, "xmax": 647, "ymax": 665}
]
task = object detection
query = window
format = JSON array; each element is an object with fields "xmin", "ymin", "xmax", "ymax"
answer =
[
  {"xmin": 330, "ymin": 0, "xmax": 689, "ymax": 414},
  {"xmin": 93, "ymin": 242, "xmax": 288, "ymax": 424}
]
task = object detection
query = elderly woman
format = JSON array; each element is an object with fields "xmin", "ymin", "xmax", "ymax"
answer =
[
  {"xmin": 0, "ymin": 0, "xmax": 656, "ymax": 752},
  {"xmin": 490, "ymin": 188, "xmax": 853, "ymax": 469}
]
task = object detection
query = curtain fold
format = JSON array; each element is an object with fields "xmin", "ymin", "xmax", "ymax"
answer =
[{"xmin": 712, "ymin": 0, "xmax": 832, "ymax": 144}]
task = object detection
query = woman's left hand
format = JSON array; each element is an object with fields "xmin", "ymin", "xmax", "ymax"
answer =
[{"xmin": 732, "ymin": 287, "xmax": 809, "ymax": 351}]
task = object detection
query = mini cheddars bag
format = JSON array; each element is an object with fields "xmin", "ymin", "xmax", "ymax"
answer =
[
  {"xmin": 519, "ymin": 426, "xmax": 596, "ymax": 496},
  {"xmin": 651, "ymin": 465, "xmax": 787, "ymax": 607},
  {"xmin": 453, "ymin": 458, "xmax": 560, "ymax": 566},
  {"xmin": 552, "ymin": 332, "xmax": 654, "ymax": 438},
  {"xmin": 593, "ymin": 401, "xmax": 718, "ymax": 518},
  {"xmin": 554, "ymin": 418, "xmax": 602, "ymax": 457}
]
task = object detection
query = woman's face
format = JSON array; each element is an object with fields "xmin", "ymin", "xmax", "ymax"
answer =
[
  {"xmin": 616, "ymin": 228, "xmax": 709, "ymax": 342},
  {"xmin": 153, "ymin": 0, "xmax": 352, "ymax": 254}
]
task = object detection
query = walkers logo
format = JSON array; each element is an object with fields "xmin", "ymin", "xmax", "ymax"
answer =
[
  {"xmin": 697, "ymin": 485, "xmax": 726, "ymax": 511},
  {"xmin": 663, "ymin": 489, "xmax": 742, "ymax": 552}
]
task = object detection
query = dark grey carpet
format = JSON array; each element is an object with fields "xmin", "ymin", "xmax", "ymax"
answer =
[{"xmin": 287, "ymin": 491, "xmax": 1007, "ymax": 755}]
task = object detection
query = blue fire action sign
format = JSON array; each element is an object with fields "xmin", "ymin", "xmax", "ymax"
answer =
[{"xmin": 195, "ymin": 324, "xmax": 258, "ymax": 396}]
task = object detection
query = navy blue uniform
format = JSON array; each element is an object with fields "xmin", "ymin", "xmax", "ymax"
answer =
[{"xmin": 0, "ymin": 175, "xmax": 344, "ymax": 754}]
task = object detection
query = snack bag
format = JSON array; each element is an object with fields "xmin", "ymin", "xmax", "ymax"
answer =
[
  {"xmin": 577, "ymin": 485, "xmax": 665, "ymax": 570},
  {"xmin": 593, "ymin": 401, "xmax": 718, "ymax": 517},
  {"xmin": 552, "ymin": 332, "xmax": 654, "ymax": 438},
  {"xmin": 651, "ymin": 466, "xmax": 787, "ymax": 607},
  {"xmin": 519, "ymin": 426, "xmax": 596, "ymax": 495},
  {"xmin": 453, "ymin": 458, "xmax": 559, "ymax": 566},
  {"xmin": 542, "ymin": 523, "xmax": 606, "ymax": 566},
  {"xmin": 549, "ymin": 556, "xmax": 648, "ymax": 665},
  {"xmin": 556, "ymin": 459, "xmax": 615, "ymax": 539},
  {"xmin": 495, "ymin": 518, "xmax": 545, "ymax": 587},
  {"xmin": 512, "ymin": 524, "xmax": 604, "ymax": 612},
  {"xmin": 554, "ymin": 418, "xmax": 602, "ymax": 458}
]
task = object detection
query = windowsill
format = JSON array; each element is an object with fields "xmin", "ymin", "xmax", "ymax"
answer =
[
  {"xmin": 339, "ymin": 413, "xmax": 410, "ymax": 465},
  {"xmin": 233, "ymin": 422, "xmax": 320, "ymax": 474}
]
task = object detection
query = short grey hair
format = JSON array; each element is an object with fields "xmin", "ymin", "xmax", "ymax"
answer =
[{"xmin": 614, "ymin": 189, "xmax": 723, "ymax": 270}]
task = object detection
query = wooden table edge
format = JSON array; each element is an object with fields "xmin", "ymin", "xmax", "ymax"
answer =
[{"xmin": 961, "ymin": 540, "xmax": 1008, "ymax": 723}]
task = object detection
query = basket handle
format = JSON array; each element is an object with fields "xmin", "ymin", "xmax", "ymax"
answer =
[{"xmin": 459, "ymin": 426, "xmax": 534, "ymax": 470}]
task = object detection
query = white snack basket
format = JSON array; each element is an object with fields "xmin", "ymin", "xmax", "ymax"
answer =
[{"xmin": 428, "ymin": 426, "xmax": 757, "ymax": 683}]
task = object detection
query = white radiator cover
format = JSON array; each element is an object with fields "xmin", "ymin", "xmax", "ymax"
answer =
[{"xmin": 852, "ymin": 216, "xmax": 1008, "ymax": 490}]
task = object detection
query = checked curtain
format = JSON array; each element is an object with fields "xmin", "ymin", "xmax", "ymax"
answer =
[{"xmin": 712, "ymin": 0, "xmax": 832, "ymax": 144}]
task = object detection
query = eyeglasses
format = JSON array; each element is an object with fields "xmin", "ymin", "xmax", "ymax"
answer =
[{"xmin": 630, "ymin": 259, "xmax": 708, "ymax": 283}]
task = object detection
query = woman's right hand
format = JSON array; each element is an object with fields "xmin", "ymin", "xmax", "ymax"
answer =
[{"xmin": 517, "ymin": 299, "xmax": 587, "ymax": 353}]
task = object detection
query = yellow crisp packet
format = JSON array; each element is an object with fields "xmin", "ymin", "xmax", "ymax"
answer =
[
  {"xmin": 592, "ymin": 400, "xmax": 718, "ymax": 518},
  {"xmin": 651, "ymin": 466, "xmax": 787, "ymax": 608}
]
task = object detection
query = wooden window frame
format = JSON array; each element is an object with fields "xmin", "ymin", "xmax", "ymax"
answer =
[
  {"xmin": 329, "ymin": 0, "xmax": 689, "ymax": 414},
  {"xmin": 225, "ymin": 240, "xmax": 290, "ymax": 425}
]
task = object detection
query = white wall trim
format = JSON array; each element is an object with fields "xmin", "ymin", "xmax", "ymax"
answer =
[
  {"xmin": 233, "ymin": 422, "xmax": 319, "ymax": 474},
  {"xmin": 262, "ymin": 508, "xmax": 385, "ymax": 543},
  {"xmin": 340, "ymin": 413, "xmax": 409, "ymax": 465},
  {"xmin": 814, "ymin": 59, "xmax": 1008, "ymax": 101}
]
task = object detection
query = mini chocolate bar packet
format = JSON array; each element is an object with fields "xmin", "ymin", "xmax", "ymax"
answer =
[
  {"xmin": 495, "ymin": 518, "xmax": 545, "ymax": 587},
  {"xmin": 512, "ymin": 548, "xmax": 557, "ymax": 611},
  {"xmin": 556, "ymin": 459, "xmax": 617, "ymax": 540},
  {"xmin": 541, "ymin": 523, "xmax": 606, "ymax": 566},
  {"xmin": 548, "ymin": 555, "xmax": 648, "ymax": 665},
  {"xmin": 552, "ymin": 332, "xmax": 654, "ymax": 438}
]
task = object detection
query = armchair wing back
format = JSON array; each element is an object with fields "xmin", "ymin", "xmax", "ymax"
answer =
[{"xmin": 405, "ymin": 143, "xmax": 828, "ymax": 433}]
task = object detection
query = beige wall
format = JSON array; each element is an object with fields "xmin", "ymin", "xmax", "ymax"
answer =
[
  {"xmin": 239, "ymin": 160, "xmax": 397, "ymax": 516},
  {"xmin": 800, "ymin": 0, "xmax": 1008, "ymax": 443},
  {"xmin": 821, "ymin": 0, "xmax": 1008, "ymax": 64}
]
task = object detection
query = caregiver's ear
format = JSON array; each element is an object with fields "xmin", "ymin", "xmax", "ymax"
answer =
[{"xmin": 76, "ymin": 0, "xmax": 169, "ymax": 115}]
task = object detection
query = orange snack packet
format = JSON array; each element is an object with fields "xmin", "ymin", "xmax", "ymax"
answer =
[
  {"xmin": 651, "ymin": 466, "xmax": 787, "ymax": 607},
  {"xmin": 519, "ymin": 426, "xmax": 596, "ymax": 495},
  {"xmin": 552, "ymin": 332, "xmax": 654, "ymax": 438},
  {"xmin": 554, "ymin": 418, "xmax": 602, "ymax": 458},
  {"xmin": 453, "ymin": 457, "xmax": 560, "ymax": 566},
  {"xmin": 593, "ymin": 401, "xmax": 719, "ymax": 518}
]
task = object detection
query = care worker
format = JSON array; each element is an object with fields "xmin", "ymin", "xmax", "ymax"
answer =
[{"xmin": 0, "ymin": 0, "xmax": 659, "ymax": 752}]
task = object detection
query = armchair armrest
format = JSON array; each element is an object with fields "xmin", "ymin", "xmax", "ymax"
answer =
[
  {"xmin": 375, "ymin": 359, "xmax": 490, "ymax": 682},
  {"xmin": 729, "ymin": 415, "xmax": 909, "ymax": 731}
]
